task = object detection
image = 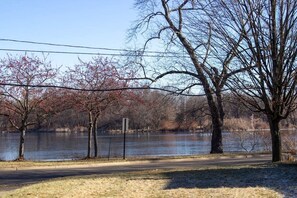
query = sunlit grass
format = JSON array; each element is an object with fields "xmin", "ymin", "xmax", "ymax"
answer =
[
  {"xmin": 2, "ymin": 165, "xmax": 289, "ymax": 198},
  {"xmin": 0, "ymin": 152, "xmax": 269, "ymax": 169}
]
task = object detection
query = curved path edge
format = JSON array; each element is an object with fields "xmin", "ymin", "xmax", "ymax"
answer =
[{"xmin": 0, "ymin": 153, "xmax": 271, "ymax": 195}]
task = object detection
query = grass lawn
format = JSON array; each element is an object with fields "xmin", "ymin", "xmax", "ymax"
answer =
[
  {"xmin": 0, "ymin": 158, "xmax": 123, "ymax": 169},
  {"xmin": 2, "ymin": 163, "xmax": 296, "ymax": 198},
  {"xmin": 0, "ymin": 153, "xmax": 267, "ymax": 169}
]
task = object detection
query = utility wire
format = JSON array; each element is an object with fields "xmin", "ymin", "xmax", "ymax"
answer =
[
  {"xmin": 0, "ymin": 48, "xmax": 187, "ymax": 58},
  {"xmin": 0, "ymin": 38, "xmax": 182, "ymax": 55},
  {"xmin": 0, "ymin": 82, "xmax": 212, "ymax": 97},
  {"xmin": 0, "ymin": 38, "xmax": 228, "ymax": 59}
]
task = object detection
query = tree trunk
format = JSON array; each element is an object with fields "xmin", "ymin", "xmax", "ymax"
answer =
[
  {"xmin": 87, "ymin": 112, "xmax": 93, "ymax": 158},
  {"xmin": 210, "ymin": 91, "xmax": 224, "ymax": 153},
  {"xmin": 18, "ymin": 128, "xmax": 26, "ymax": 160},
  {"xmin": 268, "ymin": 118, "xmax": 282, "ymax": 162},
  {"xmin": 93, "ymin": 117, "xmax": 98, "ymax": 157},
  {"xmin": 210, "ymin": 113, "xmax": 223, "ymax": 153},
  {"xmin": 167, "ymin": 22, "xmax": 224, "ymax": 154},
  {"xmin": 206, "ymin": 92, "xmax": 223, "ymax": 154}
]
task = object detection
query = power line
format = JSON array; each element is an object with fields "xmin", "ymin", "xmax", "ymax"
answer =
[
  {"xmin": 0, "ymin": 82, "xmax": 211, "ymax": 97},
  {"xmin": 0, "ymin": 38, "xmax": 182, "ymax": 55},
  {"xmin": 0, "ymin": 48, "xmax": 187, "ymax": 58},
  {"xmin": 0, "ymin": 38, "xmax": 126, "ymax": 52},
  {"xmin": 0, "ymin": 38, "xmax": 229, "ymax": 59}
]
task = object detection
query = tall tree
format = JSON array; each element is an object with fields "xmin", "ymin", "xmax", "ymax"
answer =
[
  {"xmin": 207, "ymin": 0, "xmax": 297, "ymax": 161},
  {"xmin": 132, "ymin": 0, "xmax": 245, "ymax": 153},
  {"xmin": 0, "ymin": 55, "xmax": 56, "ymax": 160},
  {"xmin": 65, "ymin": 57, "xmax": 130, "ymax": 158}
]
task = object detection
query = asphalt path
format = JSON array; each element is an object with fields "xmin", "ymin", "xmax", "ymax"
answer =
[{"xmin": 0, "ymin": 154, "xmax": 271, "ymax": 194}]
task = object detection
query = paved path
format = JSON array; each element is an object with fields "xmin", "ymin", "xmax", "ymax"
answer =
[{"xmin": 0, "ymin": 154, "xmax": 271, "ymax": 195}]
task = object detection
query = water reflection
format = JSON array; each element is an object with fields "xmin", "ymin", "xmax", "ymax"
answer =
[{"xmin": 0, "ymin": 131, "xmax": 293, "ymax": 161}]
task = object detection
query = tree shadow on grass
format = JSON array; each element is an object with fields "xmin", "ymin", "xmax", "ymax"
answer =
[{"xmin": 163, "ymin": 164, "xmax": 297, "ymax": 197}]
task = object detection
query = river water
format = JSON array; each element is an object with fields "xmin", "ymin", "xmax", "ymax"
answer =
[{"xmin": 0, "ymin": 131, "xmax": 283, "ymax": 161}]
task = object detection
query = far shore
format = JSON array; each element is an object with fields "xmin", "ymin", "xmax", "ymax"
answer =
[{"xmin": 1, "ymin": 127, "xmax": 297, "ymax": 134}]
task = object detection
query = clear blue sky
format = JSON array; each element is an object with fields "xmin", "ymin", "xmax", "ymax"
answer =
[{"xmin": 0, "ymin": 0, "xmax": 138, "ymax": 67}]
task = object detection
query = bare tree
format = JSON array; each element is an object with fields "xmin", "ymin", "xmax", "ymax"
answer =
[
  {"xmin": 65, "ymin": 57, "xmax": 131, "ymax": 158},
  {"xmin": 132, "ymin": 0, "xmax": 245, "ymax": 153},
  {"xmin": 0, "ymin": 55, "xmax": 56, "ymax": 160},
  {"xmin": 127, "ymin": 90, "xmax": 178, "ymax": 130},
  {"xmin": 207, "ymin": 0, "xmax": 297, "ymax": 161}
]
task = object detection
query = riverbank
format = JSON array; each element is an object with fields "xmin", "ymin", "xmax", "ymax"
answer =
[
  {"xmin": 0, "ymin": 128, "xmax": 209, "ymax": 134},
  {"xmin": 0, "ymin": 152, "xmax": 269, "ymax": 169},
  {"xmin": 0, "ymin": 154, "xmax": 296, "ymax": 197}
]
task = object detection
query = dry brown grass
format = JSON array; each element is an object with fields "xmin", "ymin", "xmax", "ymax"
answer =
[
  {"xmin": 224, "ymin": 118, "xmax": 251, "ymax": 131},
  {"xmin": 0, "ymin": 158, "xmax": 127, "ymax": 170},
  {"xmin": 0, "ymin": 153, "xmax": 275, "ymax": 174},
  {"xmin": 0, "ymin": 153, "xmax": 249, "ymax": 169},
  {"xmin": 1, "ymin": 177, "xmax": 280, "ymax": 198},
  {"xmin": 2, "ymin": 164, "xmax": 292, "ymax": 198},
  {"xmin": 224, "ymin": 117, "xmax": 269, "ymax": 131}
]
